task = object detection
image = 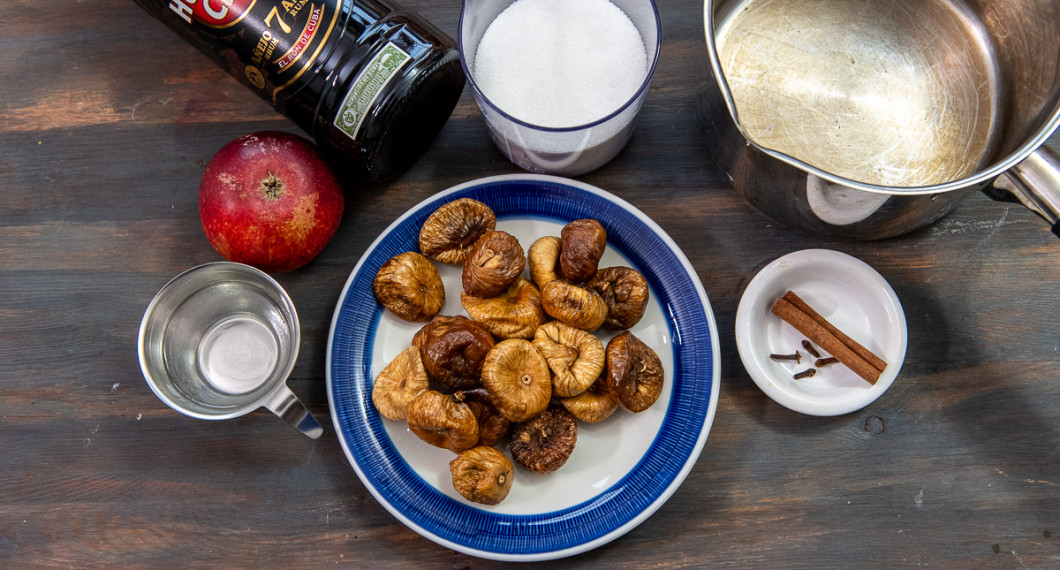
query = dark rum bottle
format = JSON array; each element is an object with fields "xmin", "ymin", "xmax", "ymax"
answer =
[{"xmin": 133, "ymin": 0, "xmax": 466, "ymax": 181}]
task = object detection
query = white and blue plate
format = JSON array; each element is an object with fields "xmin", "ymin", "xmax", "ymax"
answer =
[{"xmin": 326, "ymin": 174, "xmax": 720, "ymax": 561}]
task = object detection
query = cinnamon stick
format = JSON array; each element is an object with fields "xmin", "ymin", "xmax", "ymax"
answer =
[
  {"xmin": 782, "ymin": 291, "xmax": 888, "ymax": 372},
  {"xmin": 770, "ymin": 291, "xmax": 886, "ymax": 385}
]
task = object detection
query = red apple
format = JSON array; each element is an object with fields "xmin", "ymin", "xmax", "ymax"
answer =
[{"xmin": 199, "ymin": 131, "xmax": 345, "ymax": 273}]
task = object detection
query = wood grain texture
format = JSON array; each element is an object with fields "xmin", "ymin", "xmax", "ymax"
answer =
[{"xmin": 2, "ymin": 1, "xmax": 1059, "ymax": 567}]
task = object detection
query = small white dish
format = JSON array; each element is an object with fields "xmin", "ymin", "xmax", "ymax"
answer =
[{"xmin": 735, "ymin": 249, "xmax": 907, "ymax": 416}]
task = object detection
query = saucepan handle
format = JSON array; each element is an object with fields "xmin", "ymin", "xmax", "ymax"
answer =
[{"xmin": 988, "ymin": 145, "xmax": 1060, "ymax": 239}]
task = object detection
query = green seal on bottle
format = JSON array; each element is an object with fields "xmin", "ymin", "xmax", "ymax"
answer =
[{"xmin": 335, "ymin": 42, "xmax": 412, "ymax": 141}]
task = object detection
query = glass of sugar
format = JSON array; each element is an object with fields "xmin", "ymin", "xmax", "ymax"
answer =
[{"xmin": 459, "ymin": 0, "xmax": 661, "ymax": 176}]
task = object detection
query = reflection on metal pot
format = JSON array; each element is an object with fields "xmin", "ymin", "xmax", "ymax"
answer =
[{"xmin": 703, "ymin": 0, "xmax": 1060, "ymax": 240}]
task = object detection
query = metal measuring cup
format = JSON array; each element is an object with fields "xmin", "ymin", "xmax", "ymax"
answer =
[{"xmin": 138, "ymin": 262, "xmax": 322, "ymax": 439}]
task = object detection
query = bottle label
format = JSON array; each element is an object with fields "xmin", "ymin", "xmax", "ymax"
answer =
[
  {"xmin": 333, "ymin": 41, "xmax": 412, "ymax": 142},
  {"xmin": 163, "ymin": 0, "xmax": 343, "ymax": 104}
]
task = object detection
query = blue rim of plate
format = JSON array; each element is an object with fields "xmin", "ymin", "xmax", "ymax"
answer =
[{"xmin": 326, "ymin": 174, "xmax": 719, "ymax": 561}]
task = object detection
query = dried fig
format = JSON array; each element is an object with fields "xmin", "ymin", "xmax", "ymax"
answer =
[
  {"xmin": 532, "ymin": 321, "xmax": 605, "ymax": 398},
  {"xmin": 559, "ymin": 219, "xmax": 606, "ymax": 283},
  {"xmin": 481, "ymin": 339, "xmax": 552, "ymax": 423},
  {"xmin": 588, "ymin": 266, "xmax": 650, "ymax": 329},
  {"xmin": 449, "ymin": 446, "xmax": 514, "ymax": 505},
  {"xmin": 412, "ymin": 315, "xmax": 494, "ymax": 392},
  {"xmin": 373, "ymin": 252, "xmax": 445, "ymax": 322},
  {"xmin": 419, "ymin": 198, "xmax": 496, "ymax": 264},
  {"xmin": 406, "ymin": 390, "xmax": 479, "ymax": 453},
  {"xmin": 371, "ymin": 346, "xmax": 429, "ymax": 421},
  {"xmin": 462, "ymin": 230, "xmax": 526, "ymax": 298},
  {"xmin": 509, "ymin": 406, "xmax": 577, "ymax": 473},
  {"xmin": 454, "ymin": 387, "xmax": 511, "ymax": 447},
  {"xmin": 559, "ymin": 374, "xmax": 618, "ymax": 423},
  {"xmin": 528, "ymin": 235, "xmax": 562, "ymax": 287},
  {"xmin": 606, "ymin": 331, "xmax": 664, "ymax": 413},
  {"xmin": 540, "ymin": 280, "xmax": 608, "ymax": 331},
  {"xmin": 461, "ymin": 277, "xmax": 546, "ymax": 340}
]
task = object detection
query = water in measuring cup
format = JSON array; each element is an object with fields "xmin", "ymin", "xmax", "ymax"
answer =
[
  {"xmin": 159, "ymin": 280, "xmax": 293, "ymax": 412},
  {"xmin": 197, "ymin": 314, "xmax": 279, "ymax": 395}
]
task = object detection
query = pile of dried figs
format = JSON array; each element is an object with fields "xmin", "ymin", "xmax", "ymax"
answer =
[{"xmin": 370, "ymin": 198, "xmax": 664, "ymax": 505}]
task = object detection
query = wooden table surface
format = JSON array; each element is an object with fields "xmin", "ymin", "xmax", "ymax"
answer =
[{"xmin": 3, "ymin": 1, "xmax": 1059, "ymax": 567}]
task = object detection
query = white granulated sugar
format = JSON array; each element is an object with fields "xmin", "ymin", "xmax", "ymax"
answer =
[{"xmin": 473, "ymin": 0, "xmax": 648, "ymax": 128}]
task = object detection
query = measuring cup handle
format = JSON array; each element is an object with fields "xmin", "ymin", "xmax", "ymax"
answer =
[
  {"xmin": 264, "ymin": 386, "xmax": 324, "ymax": 439},
  {"xmin": 990, "ymin": 145, "xmax": 1060, "ymax": 239}
]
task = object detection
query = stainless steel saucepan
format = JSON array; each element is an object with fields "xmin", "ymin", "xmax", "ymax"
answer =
[{"xmin": 703, "ymin": 0, "xmax": 1060, "ymax": 240}]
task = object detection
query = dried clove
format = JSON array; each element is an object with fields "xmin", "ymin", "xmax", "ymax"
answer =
[
  {"xmin": 769, "ymin": 351, "xmax": 802, "ymax": 364},
  {"xmin": 793, "ymin": 368, "xmax": 817, "ymax": 380},
  {"xmin": 801, "ymin": 340, "xmax": 821, "ymax": 358},
  {"xmin": 815, "ymin": 357, "xmax": 839, "ymax": 368}
]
